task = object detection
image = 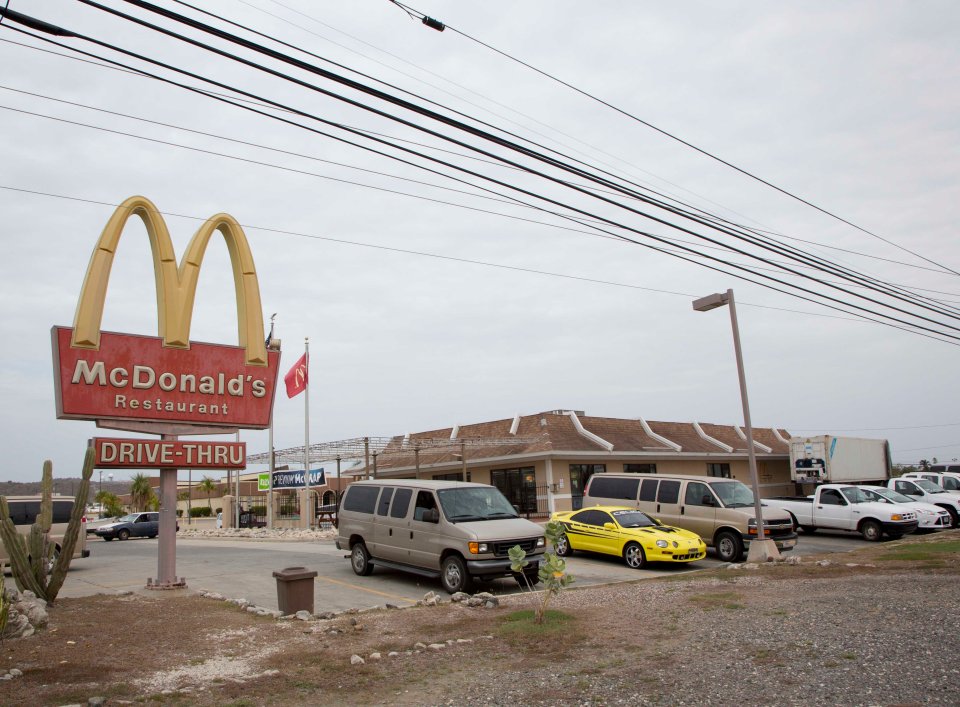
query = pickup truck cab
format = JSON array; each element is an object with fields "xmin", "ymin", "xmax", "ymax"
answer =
[
  {"xmin": 887, "ymin": 477, "xmax": 960, "ymax": 528},
  {"xmin": 765, "ymin": 484, "xmax": 918, "ymax": 541}
]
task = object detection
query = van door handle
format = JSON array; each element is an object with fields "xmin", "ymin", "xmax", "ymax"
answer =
[
  {"xmin": 657, "ymin": 503, "xmax": 661, "ymax": 513},
  {"xmin": 389, "ymin": 528, "xmax": 393, "ymax": 536},
  {"xmin": 410, "ymin": 531, "xmax": 414, "ymax": 539},
  {"xmin": 680, "ymin": 506, "xmax": 685, "ymax": 515}
]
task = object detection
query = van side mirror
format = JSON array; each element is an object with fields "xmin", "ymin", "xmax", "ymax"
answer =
[{"xmin": 422, "ymin": 508, "xmax": 440, "ymax": 523}]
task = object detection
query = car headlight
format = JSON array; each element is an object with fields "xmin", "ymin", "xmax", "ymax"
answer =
[
  {"xmin": 536, "ymin": 536, "xmax": 546, "ymax": 547},
  {"xmin": 891, "ymin": 514, "xmax": 903, "ymax": 521},
  {"xmin": 468, "ymin": 542, "xmax": 489, "ymax": 554},
  {"xmin": 656, "ymin": 539, "xmax": 668, "ymax": 548}
]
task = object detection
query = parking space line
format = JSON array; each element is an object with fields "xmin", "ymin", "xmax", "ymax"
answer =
[{"xmin": 315, "ymin": 575, "xmax": 420, "ymax": 605}]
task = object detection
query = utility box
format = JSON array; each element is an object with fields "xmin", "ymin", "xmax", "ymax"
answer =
[{"xmin": 272, "ymin": 566, "xmax": 318, "ymax": 615}]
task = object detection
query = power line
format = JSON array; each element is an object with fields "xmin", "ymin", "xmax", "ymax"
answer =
[
  {"xmin": 4, "ymin": 6, "xmax": 959, "ymax": 342},
  {"xmin": 389, "ymin": 0, "xmax": 960, "ymax": 278}
]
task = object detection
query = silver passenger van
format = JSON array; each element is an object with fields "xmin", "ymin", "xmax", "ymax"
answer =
[
  {"xmin": 1, "ymin": 495, "xmax": 89, "ymax": 568},
  {"xmin": 335, "ymin": 480, "xmax": 546, "ymax": 593},
  {"xmin": 583, "ymin": 473, "xmax": 797, "ymax": 562}
]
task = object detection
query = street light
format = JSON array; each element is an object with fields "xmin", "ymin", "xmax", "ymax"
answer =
[{"xmin": 693, "ymin": 288, "xmax": 780, "ymax": 562}]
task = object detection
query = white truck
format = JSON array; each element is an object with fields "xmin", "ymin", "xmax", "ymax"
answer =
[
  {"xmin": 790, "ymin": 435, "xmax": 891, "ymax": 485},
  {"xmin": 764, "ymin": 484, "xmax": 918, "ymax": 541},
  {"xmin": 887, "ymin": 477, "xmax": 960, "ymax": 528}
]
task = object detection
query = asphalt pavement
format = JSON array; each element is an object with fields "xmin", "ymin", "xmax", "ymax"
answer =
[{"xmin": 47, "ymin": 529, "xmax": 879, "ymax": 613}]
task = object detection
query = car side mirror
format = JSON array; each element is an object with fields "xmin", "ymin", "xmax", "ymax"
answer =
[
  {"xmin": 422, "ymin": 508, "xmax": 440, "ymax": 523},
  {"xmin": 603, "ymin": 522, "xmax": 616, "ymax": 530}
]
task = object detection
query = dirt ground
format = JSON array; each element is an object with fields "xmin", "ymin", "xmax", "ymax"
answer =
[{"xmin": 3, "ymin": 531, "xmax": 960, "ymax": 706}]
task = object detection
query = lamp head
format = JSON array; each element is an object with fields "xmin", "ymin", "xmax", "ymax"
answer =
[{"xmin": 692, "ymin": 292, "xmax": 729, "ymax": 312}]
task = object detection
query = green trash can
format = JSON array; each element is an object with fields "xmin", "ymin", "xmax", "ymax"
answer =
[{"xmin": 272, "ymin": 566, "xmax": 318, "ymax": 614}]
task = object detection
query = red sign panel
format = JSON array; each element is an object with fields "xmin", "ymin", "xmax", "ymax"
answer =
[
  {"xmin": 94, "ymin": 438, "xmax": 246, "ymax": 469},
  {"xmin": 52, "ymin": 327, "xmax": 280, "ymax": 429}
]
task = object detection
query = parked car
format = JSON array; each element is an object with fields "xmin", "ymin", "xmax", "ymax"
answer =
[
  {"xmin": 95, "ymin": 512, "xmax": 175, "ymax": 541},
  {"xmin": 887, "ymin": 477, "xmax": 960, "ymax": 527},
  {"xmin": 335, "ymin": 479, "xmax": 546, "ymax": 593},
  {"xmin": 85, "ymin": 516, "xmax": 119, "ymax": 535},
  {"xmin": 551, "ymin": 506, "xmax": 706, "ymax": 568},
  {"xmin": 765, "ymin": 484, "xmax": 918, "ymax": 541},
  {"xmin": 859, "ymin": 486, "xmax": 952, "ymax": 532},
  {"xmin": 899, "ymin": 471, "xmax": 960, "ymax": 494}
]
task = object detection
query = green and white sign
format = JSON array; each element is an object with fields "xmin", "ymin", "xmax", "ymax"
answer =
[{"xmin": 258, "ymin": 472, "xmax": 271, "ymax": 491}]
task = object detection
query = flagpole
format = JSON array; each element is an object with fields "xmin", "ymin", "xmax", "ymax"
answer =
[{"xmin": 303, "ymin": 337, "xmax": 310, "ymax": 529}]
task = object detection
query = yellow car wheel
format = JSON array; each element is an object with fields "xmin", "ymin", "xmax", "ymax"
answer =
[
  {"xmin": 623, "ymin": 542, "xmax": 646, "ymax": 569},
  {"xmin": 555, "ymin": 533, "xmax": 573, "ymax": 557}
]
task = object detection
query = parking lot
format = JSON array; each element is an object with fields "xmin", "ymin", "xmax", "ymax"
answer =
[{"xmin": 55, "ymin": 530, "xmax": 877, "ymax": 613}]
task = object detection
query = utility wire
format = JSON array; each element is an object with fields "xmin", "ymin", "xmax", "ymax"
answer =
[
  {"xmin": 4, "ymin": 7, "xmax": 958, "ymax": 341},
  {"xmin": 389, "ymin": 0, "xmax": 960, "ymax": 277}
]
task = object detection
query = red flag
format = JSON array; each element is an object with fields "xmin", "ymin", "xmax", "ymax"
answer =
[{"xmin": 284, "ymin": 353, "xmax": 308, "ymax": 398}]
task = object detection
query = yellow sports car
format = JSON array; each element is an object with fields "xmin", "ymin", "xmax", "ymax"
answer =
[{"xmin": 552, "ymin": 506, "xmax": 707, "ymax": 569}]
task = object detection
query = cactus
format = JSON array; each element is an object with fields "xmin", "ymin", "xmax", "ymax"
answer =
[
  {"xmin": 0, "ymin": 572, "xmax": 8, "ymax": 639},
  {"xmin": 0, "ymin": 447, "xmax": 95, "ymax": 602}
]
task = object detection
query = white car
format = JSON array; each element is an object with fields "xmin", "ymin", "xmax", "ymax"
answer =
[{"xmin": 860, "ymin": 486, "xmax": 952, "ymax": 532}]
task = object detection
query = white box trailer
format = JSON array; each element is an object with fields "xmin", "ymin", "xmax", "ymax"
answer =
[{"xmin": 790, "ymin": 435, "xmax": 891, "ymax": 484}]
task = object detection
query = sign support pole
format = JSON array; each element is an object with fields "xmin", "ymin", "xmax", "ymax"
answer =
[{"xmin": 152, "ymin": 432, "xmax": 185, "ymax": 589}]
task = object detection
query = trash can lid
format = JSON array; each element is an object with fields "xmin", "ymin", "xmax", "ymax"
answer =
[{"xmin": 272, "ymin": 566, "xmax": 319, "ymax": 581}]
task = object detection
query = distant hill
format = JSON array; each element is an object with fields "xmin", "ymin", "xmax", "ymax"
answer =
[{"xmin": 0, "ymin": 479, "xmax": 131, "ymax": 499}]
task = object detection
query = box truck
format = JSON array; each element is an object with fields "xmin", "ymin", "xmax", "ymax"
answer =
[{"xmin": 790, "ymin": 435, "xmax": 891, "ymax": 485}]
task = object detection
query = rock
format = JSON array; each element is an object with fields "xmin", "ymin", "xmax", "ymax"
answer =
[
  {"xmin": 316, "ymin": 611, "xmax": 336, "ymax": 620},
  {"xmin": 414, "ymin": 642, "xmax": 427, "ymax": 650},
  {"xmin": 385, "ymin": 603, "xmax": 399, "ymax": 610},
  {"xmin": 295, "ymin": 610, "xmax": 312, "ymax": 621},
  {"xmin": 786, "ymin": 556, "xmax": 802, "ymax": 565},
  {"xmin": 816, "ymin": 560, "xmax": 832, "ymax": 567},
  {"xmin": 456, "ymin": 638, "xmax": 473, "ymax": 644},
  {"xmin": 246, "ymin": 606, "xmax": 259, "ymax": 614},
  {"xmin": 88, "ymin": 697, "xmax": 106, "ymax": 706},
  {"xmin": 262, "ymin": 669, "xmax": 280, "ymax": 677},
  {"xmin": 450, "ymin": 592, "xmax": 470, "ymax": 603},
  {"xmin": 350, "ymin": 655, "xmax": 365, "ymax": 665},
  {"xmin": 388, "ymin": 651, "xmax": 399, "ymax": 657},
  {"xmin": 0, "ymin": 675, "xmax": 11, "ymax": 681},
  {"xmin": 10, "ymin": 669, "xmax": 23, "ymax": 677},
  {"xmin": 422, "ymin": 591, "xmax": 441, "ymax": 607},
  {"xmin": 741, "ymin": 563, "xmax": 760, "ymax": 571},
  {"xmin": 427, "ymin": 643, "xmax": 446, "ymax": 651},
  {"xmin": 369, "ymin": 652, "xmax": 382, "ymax": 660}
]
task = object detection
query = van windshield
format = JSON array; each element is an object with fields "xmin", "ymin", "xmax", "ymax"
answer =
[
  {"xmin": 708, "ymin": 480, "xmax": 755, "ymax": 508},
  {"xmin": 436, "ymin": 487, "xmax": 519, "ymax": 522}
]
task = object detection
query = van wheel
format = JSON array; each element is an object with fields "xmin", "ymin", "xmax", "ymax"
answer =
[
  {"xmin": 554, "ymin": 533, "xmax": 573, "ymax": 557},
  {"xmin": 860, "ymin": 520, "xmax": 882, "ymax": 542},
  {"xmin": 440, "ymin": 555, "xmax": 473, "ymax": 594},
  {"xmin": 715, "ymin": 530, "xmax": 744, "ymax": 562},
  {"xmin": 351, "ymin": 542, "xmax": 373, "ymax": 576}
]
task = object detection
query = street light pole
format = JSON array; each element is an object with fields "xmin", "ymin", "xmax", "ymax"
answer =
[{"xmin": 693, "ymin": 288, "xmax": 779, "ymax": 562}]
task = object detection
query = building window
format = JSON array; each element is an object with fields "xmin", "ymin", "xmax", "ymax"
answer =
[
  {"xmin": 623, "ymin": 463, "xmax": 657, "ymax": 474},
  {"xmin": 569, "ymin": 464, "xmax": 605, "ymax": 510},
  {"xmin": 707, "ymin": 463, "xmax": 731, "ymax": 478},
  {"xmin": 432, "ymin": 472, "xmax": 464, "ymax": 481},
  {"xmin": 491, "ymin": 467, "xmax": 538, "ymax": 514}
]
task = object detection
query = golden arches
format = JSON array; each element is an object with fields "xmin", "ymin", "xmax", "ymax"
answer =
[{"xmin": 71, "ymin": 195, "xmax": 268, "ymax": 366}]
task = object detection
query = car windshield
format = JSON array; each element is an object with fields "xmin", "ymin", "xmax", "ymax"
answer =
[
  {"xmin": 708, "ymin": 480, "xmax": 755, "ymax": 508},
  {"xmin": 913, "ymin": 479, "xmax": 944, "ymax": 493},
  {"xmin": 116, "ymin": 514, "xmax": 138, "ymax": 522},
  {"xmin": 610, "ymin": 510, "xmax": 660, "ymax": 528},
  {"xmin": 871, "ymin": 488, "xmax": 913, "ymax": 504},
  {"xmin": 840, "ymin": 487, "xmax": 871, "ymax": 504},
  {"xmin": 436, "ymin": 487, "xmax": 518, "ymax": 521}
]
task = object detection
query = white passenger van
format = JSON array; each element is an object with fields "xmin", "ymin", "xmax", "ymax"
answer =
[
  {"xmin": 335, "ymin": 480, "xmax": 546, "ymax": 593},
  {"xmin": 1, "ymin": 496, "xmax": 89, "ymax": 568},
  {"xmin": 583, "ymin": 473, "xmax": 797, "ymax": 562}
]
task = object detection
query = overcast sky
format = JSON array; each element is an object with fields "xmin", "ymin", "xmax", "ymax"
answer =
[{"xmin": 1, "ymin": 1, "xmax": 958, "ymax": 484}]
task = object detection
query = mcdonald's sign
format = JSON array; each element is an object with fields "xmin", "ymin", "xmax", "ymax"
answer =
[{"xmin": 51, "ymin": 196, "xmax": 280, "ymax": 429}]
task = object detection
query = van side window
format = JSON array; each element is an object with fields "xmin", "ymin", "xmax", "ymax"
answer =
[
  {"xmin": 639, "ymin": 479, "xmax": 658, "ymax": 502},
  {"xmin": 52, "ymin": 501, "xmax": 74, "ymax": 524},
  {"xmin": 413, "ymin": 491, "xmax": 438, "ymax": 521},
  {"xmin": 657, "ymin": 480, "xmax": 681, "ymax": 504},
  {"xmin": 588, "ymin": 476, "xmax": 639, "ymax": 500},
  {"xmin": 390, "ymin": 488, "xmax": 412, "ymax": 518},
  {"xmin": 685, "ymin": 482, "xmax": 713, "ymax": 507},
  {"xmin": 376, "ymin": 488, "xmax": 395, "ymax": 516},
  {"xmin": 343, "ymin": 485, "xmax": 380, "ymax": 513}
]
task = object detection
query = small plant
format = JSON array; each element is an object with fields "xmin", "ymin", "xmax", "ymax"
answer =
[{"xmin": 508, "ymin": 519, "xmax": 574, "ymax": 624}]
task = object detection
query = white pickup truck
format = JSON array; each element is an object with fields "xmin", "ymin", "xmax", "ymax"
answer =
[
  {"xmin": 764, "ymin": 484, "xmax": 918, "ymax": 541},
  {"xmin": 887, "ymin": 477, "xmax": 960, "ymax": 528}
]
